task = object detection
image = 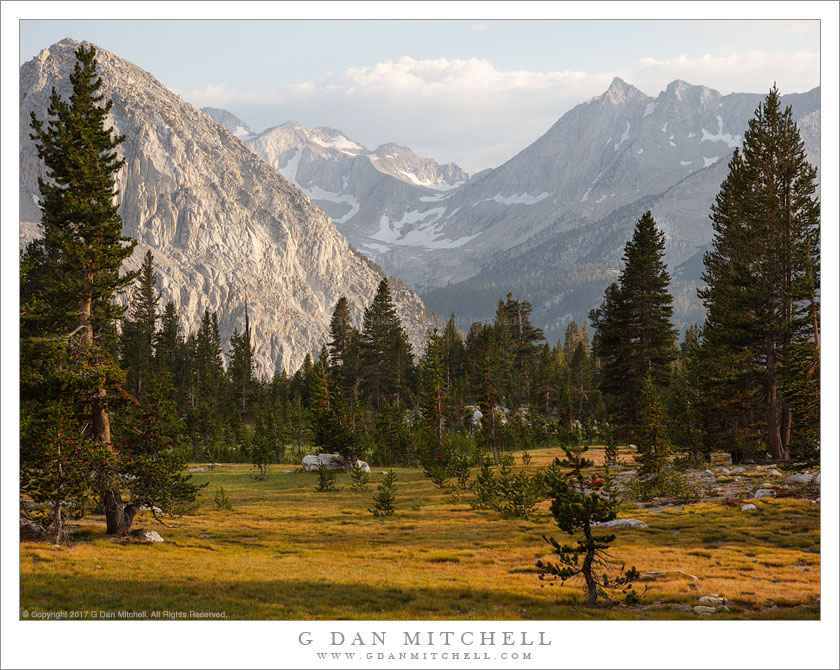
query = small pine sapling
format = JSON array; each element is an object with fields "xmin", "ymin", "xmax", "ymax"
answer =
[
  {"xmin": 469, "ymin": 460, "xmax": 499, "ymax": 510},
  {"xmin": 315, "ymin": 463, "xmax": 343, "ymax": 492},
  {"xmin": 521, "ymin": 451, "xmax": 533, "ymax": 466},
  {"xmin": 424, "ymin": 460, "xmax": 450, "ymax": 489},
  {"xmin": 369, "ymin": 470, "xmax": 397, "ymax": 517},
  {"xmin": 350, "ymin": 462, "xmax": 370, "ymax": 492},
  {"xmin": 536, "ymin": 443, "xmax": 639, "ymax": 607},
  {"xmin": 214, "ymin": 486, "xmax": 232, "ymax": 511}
]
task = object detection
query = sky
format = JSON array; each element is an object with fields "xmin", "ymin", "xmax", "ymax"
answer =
[{"xmin": 19, "ymin": 18, "xmax": 822, "ymax": 174}]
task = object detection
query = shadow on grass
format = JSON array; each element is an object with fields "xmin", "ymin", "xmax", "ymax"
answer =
[{"xmin": 19, "ymin": 574, "xmax": 651, "ymax": 620}]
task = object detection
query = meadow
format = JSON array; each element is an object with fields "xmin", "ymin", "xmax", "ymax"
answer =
[{"xmin": 20, "ymin": 447, "xmax": 820, "ymax": 620}]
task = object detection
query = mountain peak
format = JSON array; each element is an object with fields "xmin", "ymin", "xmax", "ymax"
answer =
[{"xmin": 601, "ymin": 76, "xmax": 648, "ymax": 104}]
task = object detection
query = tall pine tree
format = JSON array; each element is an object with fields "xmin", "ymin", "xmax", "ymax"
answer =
[
  {"xmin": 590, "ymin": 212, "xmax": 676, "ymax": 440},
  {"xmin": 24, "ymin": 45, "xmax": 139, "ymax": 534},
  {"xmin": 699, "ymin": 86, "xmax": 820, "ymax": 462}
]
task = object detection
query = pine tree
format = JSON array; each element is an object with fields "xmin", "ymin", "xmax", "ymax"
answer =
[
  {"xmin": 370, "ymin": 470, "xmax": 398, "ymax": 517},
  {"xmin": 634, "ymin": 373, "xmax": 672, "ymax": 475},
  {"xmin": 154, "ymin": 301, "xmax": 183, "ymax": 375},
  {"xmin": 228, "ymin": 306, "xmax": 255, "ymax": 418},
  {"xmin": 121, "ymin": 250, "xmax": 160, "ymax": 400},
  {"xmin": 442, "ymin": 314, "xmax": 465, "ymax": 390},
  {"xmin": 360, "ymin": 279, "xmax": 414, "ymax": 409},
  {"xmin": 468, "ymin": 311, "xmax": 513, "ymax": 466},
  {"xmin": 328, "ymin": 296, "xmax": 362, "ymax": 398},
  {"xmin": 669, "ymin": 325, "xmax": 706, "ymax": 463},
  {"xmin": 418, "ymin": 329, "xmax": 448, "ymax": 457},
  {"xmin": 699, "ymin": 86, "xmax": 820, "ymax": 462},
  {"xmin": 503, "ymin": 294, "xmax": 545, "ymax": 407},
  {"xmin": 590, "ymin": 212, "xmax": 677, "ymax": 440},
  {"xmin": 537, "ymin": 445, "xmax": 639, "ymax": 606},
  {"xmin": 24, "ymin": 45, "xmax": 141, "ymax": 535}
]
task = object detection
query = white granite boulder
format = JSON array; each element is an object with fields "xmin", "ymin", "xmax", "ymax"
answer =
[
  {"xmin": 741, "ymin": 503, "xmax": 757, "ymax": 511},
  {"xmin": 133, "ymin": 530, "xmax": 164, "ymax": 542},
  {"xmin": 302, "ymin": 454, "xmax": 370, "ymax": 472},
  {"xmin": 754, "ymin": 489, "xmax": 776, "ymax": 498},
  {"xmin": 784, "ymin": 472, "xmax": 820, "ymax": 487}
]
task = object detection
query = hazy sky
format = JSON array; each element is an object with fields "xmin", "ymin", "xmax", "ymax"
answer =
[{"xmin": 20, "ymin": 19, "xmax": 821, "ymax": 172}]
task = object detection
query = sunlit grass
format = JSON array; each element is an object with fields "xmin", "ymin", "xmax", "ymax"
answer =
[{"xmin": 20, "ymin": 448, "xmax": 820, "ymax": 620}]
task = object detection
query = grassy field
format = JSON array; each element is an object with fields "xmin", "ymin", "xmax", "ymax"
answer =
[{"xmin": 20, "ymin": 447, "xmax": 820, "ymax": 620}]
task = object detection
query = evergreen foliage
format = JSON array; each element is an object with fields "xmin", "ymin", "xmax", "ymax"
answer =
[
  {"xmin": 537, "ymin": 444, "xmax": 639, "ymax": 606},
  {"xmin": 350, "ymin": 462, "xmax": 370, "ymax": 492},
  {"xmin": 590, "ymin": 211, "xmax": 677, "ymax": 440},
  {"xmin": 315, "ymin": 463, "xmax": 343, "ymax": 492},
  {"xmin": 369, "ymin": 470, "xmax": 398, "ymax": 517},
  {"xmin": 699, "ymin": 86, "xmax": 820, "ymax": 463}
]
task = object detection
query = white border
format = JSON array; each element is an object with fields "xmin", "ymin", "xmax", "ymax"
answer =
[{"xmin": 2, "ymin": 3, "xmax": 838, "ymax": 669}]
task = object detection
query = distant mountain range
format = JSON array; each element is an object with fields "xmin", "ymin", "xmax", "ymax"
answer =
[
  {"xmin": 213, "ymin": 77, "xmax": 819, "ymax": 340},
  {"xmin": 19, "ymin": 39, "xmax": 441, "ymax": 377}
]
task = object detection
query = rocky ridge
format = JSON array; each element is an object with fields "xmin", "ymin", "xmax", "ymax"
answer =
[{"xmin": 19, "ymin": 39, "xmax": 441, "ymax": 377}]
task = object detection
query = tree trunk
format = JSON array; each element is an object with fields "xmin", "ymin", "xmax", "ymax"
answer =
[
  {"xmin": 582, "ymin": 522, "xmax": 598, "ymax": 606},
  {"xmin": 104, "ymin": 490, "xmax": 138, "ymax": 535},
  {"xmin": 766, "ymin": 336, "xmax": 785, "ymax": 460},
  {"xmin": 53, "ymin": 498, "xmax": 64, "ymax": 545}
]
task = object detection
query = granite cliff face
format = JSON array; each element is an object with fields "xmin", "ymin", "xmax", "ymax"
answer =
[{"xmin": 19, "ymin": 39, "xmax": 441, "ymax": 377}]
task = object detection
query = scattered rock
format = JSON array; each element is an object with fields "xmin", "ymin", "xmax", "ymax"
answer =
[
  {"xmin": 132, "ymin": 530, "xmax": 164, "ymax": 543},
  {"xmin": 741, "ymin": 504, "xmax": 757, "ymax": 511},
  {"xmin": 302, "ymin": 454, "xmax": 369, "ymax": 472},
  {"xmin": 768, "ymin": 469, "xmax": 784, "ymax": 477},
  {"xmin": 759, "ymin": 482, "xmax": 773, "ymax": 488},
  {"xmin": 614, "ymin": 469, "xmax": 638, "ymax": 481},
  {"xmin": 731, "ymin": 466, "xmax": 746, "ymax": 473},
  {"xmin": 592, "ymin": 518, "xmax": 648, "ymax": 528},
  {"xmin": 699, "ymin": 596, "xmax": 726, "ymax": 605},
  {"xmin": 187, "ymin": 467, "xmax": 205, "ymax": 473},
  {"xmin": 784, "ymin": 472, "xmax": 820, "ymax": 487},
  {"xmin": 703, "ymin": 469, "xmax": 714, "ymax": 476},
  {"xmin": 693, "ymin": 606, "xmax": 717, "ymax": 615},
  {"xmin": 754, "ymin": 489, "xmax": 776, "ymax": 498}
]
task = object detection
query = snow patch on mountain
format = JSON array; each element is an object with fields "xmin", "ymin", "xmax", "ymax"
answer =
[
  {"xmin": 614, "ymin": 121, "xmax": 631, "ymax": 151},
  {"xmin": 701, "ymin": 115, "xmax": 741, "ymax": 149},
  {"xmin": 490, "ymin": 191, "xmax": 552, "ymax": 206}
]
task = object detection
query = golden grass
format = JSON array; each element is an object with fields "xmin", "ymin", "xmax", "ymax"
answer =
[{"xmin": 19, "ymin": 448, "xmax": 820, "ymax": 620}]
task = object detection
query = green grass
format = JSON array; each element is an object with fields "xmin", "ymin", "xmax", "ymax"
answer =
[{"xmin": 20, "ymin": 450, "xmax": 820, "ymax": 620}]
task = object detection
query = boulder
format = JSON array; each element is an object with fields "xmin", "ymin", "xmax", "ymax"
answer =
[
  {"xmin": 768, "ymin": 469, "xmax": 784, "ymax": 477},
  {"xmin": 187, "ymin": 467, "xmax": 205, "ymax": 473},
  {"xmin": 132, "ymin": 530, "xmax": 164, "ymax": 543},
  {"xmin": 592, "ymin": 518, "xmax": 648, "ymax": 529},
  {"xmin": 302, "ymin": 454, "xmax": 369, "ymax": 472},
  {"xmin": 784, "ymin": 472, "xmax": 820, "ymax": 487},
  {"xmin": 741, "ymin": 504, "xmax": 757, "ymax": 511},
  {"xmin": 302, "ymin": 454, "xmax": 344, "ymax": 471},
  {"xmin": 699, "ymin": 596, "xmax": 726, "ymax": 605},
  {"xmin": 754, "ymin": 489, "xmax": 776, "ymax": 498},
  {"xmin": 693, "ymin": 606, "xmax": 718, "ymax": 615}
]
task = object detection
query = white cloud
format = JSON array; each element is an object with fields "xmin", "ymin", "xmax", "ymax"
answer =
[
  {"xmin": 622, "ymin": 50, "xmax": 820, "ymax": 96},
  {"xmin": 180, "ymin": 51, "xmax": 819, "ymax": 173}
]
